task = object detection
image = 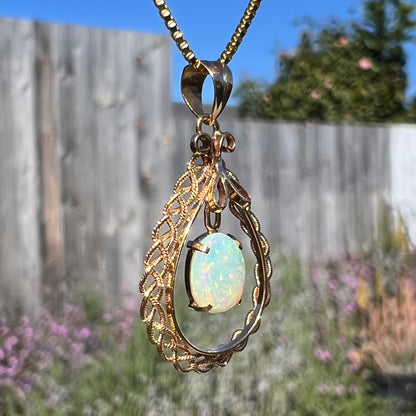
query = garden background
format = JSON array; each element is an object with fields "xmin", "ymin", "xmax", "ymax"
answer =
[{"xmin": 1, "ymin": 1, "xmax": 416, "ymax": 414}]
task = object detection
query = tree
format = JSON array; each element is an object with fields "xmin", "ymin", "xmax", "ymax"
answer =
[{"xmin": 236, "ymin": 0, "xmax": 415, "ymax": 122}]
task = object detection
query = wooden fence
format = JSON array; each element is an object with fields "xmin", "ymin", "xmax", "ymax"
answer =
[{"xmin": 0, "ymin": 18, "xmax": 414, "ymax": 316}]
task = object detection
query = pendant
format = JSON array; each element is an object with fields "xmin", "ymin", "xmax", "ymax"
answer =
[{"xmin": 139, "ymin": 60, "xmax": 272, "ymax": 373}]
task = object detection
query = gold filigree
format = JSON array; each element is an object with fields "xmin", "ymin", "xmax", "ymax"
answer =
[
  {"xmin": 142, "ymin": 1, "xmax": 269, "ymax": 371},
  {"xmin": 139, "ymin": 151, "xmax": 272, "ymax": 373}
]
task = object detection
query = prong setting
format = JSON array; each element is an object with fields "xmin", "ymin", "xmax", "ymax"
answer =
[
  {"xmin": 186, "ymin": 240, "xmax": 210, "ymax": 254},
  {"xmin": 189, "ymin": 302, "xmax": 212, "ymax": 312}
]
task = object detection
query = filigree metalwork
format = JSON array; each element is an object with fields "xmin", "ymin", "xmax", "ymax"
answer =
[
  {"xmin": 140, "ymin": 10, "xmax": 271, "ymax": 371},
  {"xmin": 139, "ymin": 127, "xmax": 272, "ymax": 372}
]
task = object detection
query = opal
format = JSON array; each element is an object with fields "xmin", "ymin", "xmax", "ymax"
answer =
[{"xmin": 189, "ymin": 232, "xmax": 245, "ymax": 313}]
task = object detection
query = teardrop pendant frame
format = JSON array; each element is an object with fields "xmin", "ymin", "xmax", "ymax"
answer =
[
  {"xmin": 139, "ymin": 149, "xmax": 272, "ymax": 373},
  {"xmin": 140, "ymin": 60, "xmax": 271, "ymax": 373}
]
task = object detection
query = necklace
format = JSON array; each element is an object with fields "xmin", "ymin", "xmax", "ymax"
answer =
[{"xmin": 139, "ymin": 0, "xmax": 272, "ymax": 373}]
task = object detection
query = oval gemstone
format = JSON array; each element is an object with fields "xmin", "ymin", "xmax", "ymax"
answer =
[{"xmin": 189, "ymin": 233, "xmax": 245, "ymax": 313}]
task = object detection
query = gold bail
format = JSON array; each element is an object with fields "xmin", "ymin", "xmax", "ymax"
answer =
[{"xmin": 181, "ymin": 60, "xmax": 233, "ymax": 125}]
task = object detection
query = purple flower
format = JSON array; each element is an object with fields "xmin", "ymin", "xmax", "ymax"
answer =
[
  {"xmin": 19, "ymin": 349, "xmax": 29, "ymax": 361},
  {"xmin": 51, "ymin": 324, "xmax": 68, "ymax": 337},
  {"xmin": 64, "ymin": 303, "xmax": 82, "ymax": 318},
  {"xmin": 311, "ymin": 271, "xmax": 320, "ymax": 287},
  {"xmin": 119, "ymin": 321, "xmax": 130, "ymax": 332},
  {"xmin": 23, "ymin": 326, "xmax": 34, "ymax": 341},
  {"xmin": 0, "ymin": 325, "xmax": 10, "ymax": 336},
  {"xmin": 335, "ymin": 385, "xmax": 346, "ymax": 396},
  {"xmin": 318, "ymin": 383, "xmax": 330, "ymax": 394},
  {"xmin": 4, "ymin": 335, "xmax": 18, "ymax": 352},
  {"xmin": 0, "ymin": 348, "xmax": 5, "ymax": 360},
  {"xmin": 2, "ymin": 377, "xmax": 15, "ymax": 386},
  {"xmin": 328, "ymin": 279, "xmax": 338, "ymax": 292},
  {"xmin": 19, "ymin": 380, "xmax": 33, "ymax": 393},
  {"xmin": 6, "ymin": 356, "xmax": 20, "ymax": 376},
  {"xmin": 78, "ymin": 327, "xmax": 91, "ymax": 339},
  {"xmin": 342, "ymin": 274, "xmax": 358, "ymax": 290},
  {"xmin": 343, "ymin": 300, "xmax": 357, "ymax": 315},
  {"xmin": 360, "ymin": 265, "xmax": 372, "ymax": 279},
  {"xmin": 71, "ymin": 342, "xmax": 85, "ymax": 355},
  {"xmin": 20, "ymin": 316, "xmax": 30, "ymax": 326},
  {"xmin": 314, "ymin": 347, "xmax": 332, "ymax": 363},
  {"xmin": 40, "ymin": 310, "xmax": 53, "ymax": 326},
  {"xmin": 8, "ymin": 356, "xmax": 18, "ymax": 368}
]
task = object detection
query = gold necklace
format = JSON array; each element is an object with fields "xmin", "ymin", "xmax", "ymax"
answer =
[
  {"xmin": 153, "ymin": 0, "xmax": 262, "ymax": 68},
  {"xmin": 139, "ymin": 0, "xmax": 272, "ymax": 373}
]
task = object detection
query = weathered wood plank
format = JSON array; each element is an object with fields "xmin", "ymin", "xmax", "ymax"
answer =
[
  {"xmin": 35, "ymin": 21, "xmax": 66, "ymax": 311},
  {"xmin": 52, "ymin": 23, "xmax": 171, "ymax": 306},
  {"xmin": 0, "ymin": 19, "xmax": 41, "ymax": 316}
]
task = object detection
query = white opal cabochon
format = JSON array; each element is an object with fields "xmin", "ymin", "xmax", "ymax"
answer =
[{"xmin": 189, "ymin": 233, "xmax": 245, "ymax": 313}]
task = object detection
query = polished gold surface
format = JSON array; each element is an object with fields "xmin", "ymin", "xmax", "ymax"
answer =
[
  {"xmin": 153, "ymin": 0, "xmax": 263, "ymax": 67},
  {"xmin": 181, "ymin": 60, "xmax": 233, "ymax": 125},
  {"xmin": 141, "ymin": 0, "xmax": 269, "ymax": 373},
  {"xmin": 139, "ymin": 120, "xmax": 272, "ymax": 372}
]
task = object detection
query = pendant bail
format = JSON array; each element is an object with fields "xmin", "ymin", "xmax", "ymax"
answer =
[{"xmin": 181, "ymin": 60, "xmax": 233, "ymax": 125}]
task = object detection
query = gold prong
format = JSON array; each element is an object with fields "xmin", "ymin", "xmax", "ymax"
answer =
[
  {"xmin": 189, "ymin": 302, "xmax": 212, "ymax": 312},
  {"xmin": 227, "ymin": 233, "xmax": 243, "ymax": 250},
  {"xmin": 187, "ymin": 240, "xmax": 210, "ymax": 253}
]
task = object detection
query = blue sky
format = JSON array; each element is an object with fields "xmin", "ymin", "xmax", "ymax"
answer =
[{"xmin": 1, "ymin": 0, "xmax": 415, "ymax": 102}]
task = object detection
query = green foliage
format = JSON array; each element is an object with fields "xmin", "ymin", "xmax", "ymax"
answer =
[
  {"xmin": 58, "ymin": 258, "xmax": 392, "ymax": 416},
  {"xmin": 78, "ymin": 290, "xmax": 105, "ymax": 324},
  {"xmin": 3, "ymin": 252, "xmax": 415, "ymax": 415},
  {"xmin": 65, "ymin": 322, "xmax": 165, "ymax": 416},
  {"xmin": 236, "ymin": 0, "xmax": 416, "ymax": 122}
]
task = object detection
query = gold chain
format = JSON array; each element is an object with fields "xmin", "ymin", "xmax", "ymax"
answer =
[{"xmin": 153, "ymin": 0, "xmax": 262, "ymax": 67}]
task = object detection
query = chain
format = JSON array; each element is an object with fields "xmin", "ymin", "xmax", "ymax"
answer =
[{"xmin": 153, "ymin": 0, "xmax": 262, "ymax": 67}]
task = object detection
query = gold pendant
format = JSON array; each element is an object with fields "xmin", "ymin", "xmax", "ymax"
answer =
[{"xmin": 139, "ymin": 60, "xmax": 272, "ymax": 373}]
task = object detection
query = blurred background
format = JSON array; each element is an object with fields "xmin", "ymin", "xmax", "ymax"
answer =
[{"xmin": 0, "ymin": 1, "xmax": 416, "ymax": 415}]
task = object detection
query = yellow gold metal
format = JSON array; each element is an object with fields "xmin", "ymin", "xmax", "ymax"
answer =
[
  {"xmin": 152, "ymin": 0, "xmax": 263, "ymax": 67},
  {"xmin": 188, "ymin": 301, "xmax": 213, "ymax": 313},
  {"xmin": 204, "ymin": 205, "xmax": 221, "ymax": 233},
  {"xmin": 140, "ymin": 153, "xmax": 271, "ymax": 372},
  {"xmin": 141, "ymin": 0, "xmax": 270, "ymax": 373},
  {"xmin": 195, "ymin": 117, "xmax": 219, "ymax": 135},
  {"xmin": 186, "ymin": 240, "xmax": 210, "ymax": 254},
  {"xmin": 181, "ymin": 60, "xmax": 233, "ymax": 125}
]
